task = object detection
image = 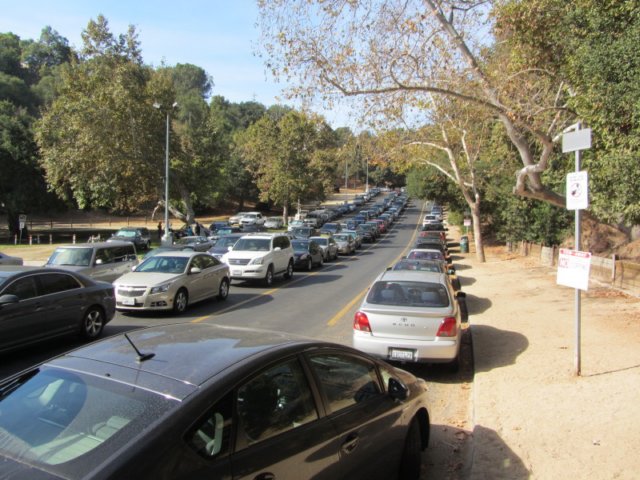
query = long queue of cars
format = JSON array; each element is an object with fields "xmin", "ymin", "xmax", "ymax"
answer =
[{"xmin": 0, "ymin": 190, "xmax": 461, "ymax": 479}]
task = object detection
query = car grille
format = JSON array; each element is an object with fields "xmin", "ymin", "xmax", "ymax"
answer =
[
  {"xmin": 117, "ymin": 287, "xmax": 147, "ymax": 297},
  {"xmin": 228, "ymin": 258, "xmax": 251, "ymax": 266}
]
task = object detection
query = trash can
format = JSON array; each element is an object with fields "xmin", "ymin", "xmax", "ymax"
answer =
[{"xmin": 460, "ymin": 235, "xmax": 469, "ymax": 253}]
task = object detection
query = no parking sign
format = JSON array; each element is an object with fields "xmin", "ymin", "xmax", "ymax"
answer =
[{"xmin": 557, "ymin": 248, "xmax": 591, "ymax": 291}]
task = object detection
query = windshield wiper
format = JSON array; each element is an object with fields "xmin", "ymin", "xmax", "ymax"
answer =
[{"xmin": 0, "ymin": 370, "xmax": 39, "ymax": 400}]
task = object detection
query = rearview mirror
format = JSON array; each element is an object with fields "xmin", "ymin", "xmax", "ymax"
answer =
[{"xmin": 388, "ymin": 377, "xmax": 408, "ymax": 401}]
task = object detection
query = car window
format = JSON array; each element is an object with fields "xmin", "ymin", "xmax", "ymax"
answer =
[
  {"xmin": 308, "ymin": 353, "xmax": 382, "ymax": 414},
  {"xmin": 48, "ymin": 247, "xmax": 93, "ymax": 267},
  {"xmin": 95, "ymin": 248, "xmax": 114, "ymax": 264},
  {"xmin": 2, "ymin": 275, "xmax": 38, "ymax": 300},
  {"xmin": 193, "ymin": 255, "xmax": 217, "ymax": 270},
  {"xmin": 38, "ymin": 273, "xmax": 82, "ymax": 295},
  {"xmin": 367, "ymin": 281, "xmax": 450, "ymax": 307},
  {"xmin": 236, "ymin": 358, "xmax": 318, "ymax": 447},
  {"xmin": 187, "ymin": 392, "xmax": 233, "ymax": 459}
]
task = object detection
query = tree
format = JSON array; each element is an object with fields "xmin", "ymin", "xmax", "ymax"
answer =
[
  {"xmin": 35, "ymin": 17, "xmax": 165, "ymax": 213},
  {"xmin": 238, "ymin": 110, "xmax": 336, "ymax": 221},
  {"xmin": 257, "ymin": 0, "xmax": 578, "ymax": 212}
]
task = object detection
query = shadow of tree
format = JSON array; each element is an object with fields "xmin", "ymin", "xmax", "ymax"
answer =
[{"xmin": 471, "ymin": 324, "xmax": 529, "ymax": 373}]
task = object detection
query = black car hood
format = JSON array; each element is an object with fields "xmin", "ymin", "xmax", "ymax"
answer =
[{"xmin": 0, "ymin": 456, "xmax": 65, "ymax": 480}]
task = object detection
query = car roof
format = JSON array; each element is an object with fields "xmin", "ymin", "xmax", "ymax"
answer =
[
  {"xmin": 50, "ymin": 324, "xmax": 319, "ymax": 397},
  {"xmin": 0, "ymin": 266, "xmax": 94, "ymax": 284},
  {"xmin": 55, "ymin": 241, "xmax": 133, "ymax": 248},
  {"xmin": 151, "ymin": 250, "xmax": 204, "ymax": 258}
]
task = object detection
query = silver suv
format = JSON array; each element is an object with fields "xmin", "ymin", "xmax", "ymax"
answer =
[{"xmin": 221, "ymin": 233, "xmax": 294, "ymax": 286}]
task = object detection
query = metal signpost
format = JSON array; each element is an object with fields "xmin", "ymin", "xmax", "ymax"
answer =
[
  {"xmin": 18, "ymin": 214, "xmax": 27, "ymax": 244},
  {"xmin": 561, "ymin": 125, "xmax": 591, "ymax": 376}
]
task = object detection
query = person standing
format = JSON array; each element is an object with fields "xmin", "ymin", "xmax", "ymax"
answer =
[{"xmin": 157, "ymin": 221, "xmax": 162, "ymax": 240}]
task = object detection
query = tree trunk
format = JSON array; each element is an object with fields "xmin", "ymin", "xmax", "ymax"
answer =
[{"xmin": 470, "ymin": 202, "xmax": 485, "ymax": 262}]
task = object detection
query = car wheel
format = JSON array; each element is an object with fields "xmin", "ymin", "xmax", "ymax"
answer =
[
  {"xmin": 217, "ymin": 278, "xmax": 229, "ymax": 301},
  {"xmin": 399, "ymin": 417, "xmax": 422, "ymax": 480},
  {"xmin": 459, "ymin": 299, "xmax": 469, "ymax": 322},
  {"xmin": 283, "ymin": 260, "xmax": 294, "ymax": 280},
  {"xmin": 263, "ymin": 266, "xmax": 274, "ymax": 286},
  {"xmin": 80, "ymin": 307, "xmax": 105, "ymax": 339},
  {"xmin": 173, "ymin": 288, "xmax": 189, "ymax": 313},
  {"xmin": 307, "ymin": 258, "xmax": 313, "ymax": 271}
]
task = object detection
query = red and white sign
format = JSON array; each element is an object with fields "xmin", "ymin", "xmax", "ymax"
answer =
[{"xmin": 557, "ymin": 248, "xmax": 592, "ymax": 291}]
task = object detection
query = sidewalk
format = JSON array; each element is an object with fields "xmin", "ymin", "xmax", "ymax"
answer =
[{"xmin": 461, "ymin": 247, "xmax": 640, "ymax": 479}]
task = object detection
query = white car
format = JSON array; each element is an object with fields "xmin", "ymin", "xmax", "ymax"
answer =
[
  {"xmin": 353, "ymin": 269, "xmax": 466, "ymax": 370},
  {"xmin": 264, "ymin": 216, "xmax": 284, "ymax": 229},
  {"xmin": 239, "ymin": 212, "xmax": 265, "ymax": 227},
  {"xmin": 0, "ymin": 252, "xmax": 23, "ymax": 265},
  {"xmin": 222, "ymin": 233, "xmax": 294, "ymax": 286},
  {"xmin": 113, "ymin": 251, "xmax": 230, "ymax": 314}
]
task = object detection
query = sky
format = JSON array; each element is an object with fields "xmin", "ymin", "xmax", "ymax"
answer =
[{"xmin": 0, "ymin": 0, "xmax": 352, "ymax": 128}]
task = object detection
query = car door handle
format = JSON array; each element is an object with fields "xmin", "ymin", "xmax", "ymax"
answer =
[
  {"xmin": 253, "ymin": 473, "xmax": 275, "ymax": 480},
  {"xmin": 341, "ymin": 433, "xmax": 359, "ymax": 454}
]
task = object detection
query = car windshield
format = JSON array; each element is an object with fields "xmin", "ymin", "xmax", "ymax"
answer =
[
  {"xmin": 367, "ymin": 281, "xmax": 450, "ymax": 307},
  {"xmin": 233, "ymin": 238, "xmax": 271, "ymax": 252},
  {"xmin": 217, "ymin": 236, "xmax": 240, "ymax": 248},
  {"xmin": 176, "ymin": 237, "xmax": 200, "ymax": 245},
  {"xmin": 291, "ymin": 240, "xmax": 309, "ymax": 252},
  {"xmin": 0, "ymin": 367, "xmax": 176, "ymax": 470},
  {"xmin": 333, "ymin": 235, "xmax": 349, "ymax": 242},
  {"xmin": 407, "ymin": 250, "xmax": 444, "ymax": 261},
  {"xmin": 312, "ymin": 238, "xmax": 328, "ymax": 246},
  {"xmin": 393, "ymin": 260, "xmax": 442, "ymax": 272},
  {"xmin": 47, "ymin": 247, "xmax": 93, "ymax": 267},
  {"xmin": 114, "ymin": 230, "xmax": 137, "ymax": 238},
  {"xmin": 137, "ymin": 256, "xmax": 188, "ymax": 274}
]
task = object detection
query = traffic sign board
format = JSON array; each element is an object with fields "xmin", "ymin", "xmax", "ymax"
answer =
[
  {"xmin": 566, "ymin": 171, "xmax": 588, "ymax": 210},
  {"xmin": 557, "ymin": 248, "xmax": 591, "ymax": 291}
]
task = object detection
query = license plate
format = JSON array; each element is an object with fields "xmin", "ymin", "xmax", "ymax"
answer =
[
  {"xmin": 122, "ymin": 297, "xmax": 136, "ymax": 306},
  {"xmin": 232, "ymin": 270, "xmax": 242, "ymax": 276},
  {"xmin": 390, "ymin": 349, "xmax": 416, "ymax": 361}
]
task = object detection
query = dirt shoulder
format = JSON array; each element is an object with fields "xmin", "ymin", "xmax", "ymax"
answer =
[{"xmin": 461, "ymin": 245, "xmax": 640, "ymax": 479}]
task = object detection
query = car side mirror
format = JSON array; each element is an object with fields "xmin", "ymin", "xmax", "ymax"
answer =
[
  {"xmin": 95, "ymin": 259, "xmax": 103, "ymax": 265},
  {"xmin": 190, "ymin": 267, "xmax": 202, "ymax": 275},
  {"xmin": 388, "ymin": 377, "xmax": 408, "ymax": 401},
  {"xmin": 274, "ymin": 247, "xmax": 281, "ymax": 251},
  {"xmin": 0, "ymin": 294, "xmax": 19, "ymax": 307},
  {"xmin": 448, "ymin": 268, "xmax": 455, "ymax": 275}
]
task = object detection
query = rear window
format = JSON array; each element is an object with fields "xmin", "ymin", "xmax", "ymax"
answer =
[{"xmin": 366, "ymin": 281, "xmax": 450, "ymax": 307}]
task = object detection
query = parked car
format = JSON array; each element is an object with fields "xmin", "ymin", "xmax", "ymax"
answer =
[
  {"xmin": 356, "ymin": 224, "xmax": 376, "ymax": 243},
  {"xmin": 287, "ymin": 219, "xmax": 305, "ymax": 231},
  {"xmin": 319, "ymin": 222, "xmax": 342, "ymax": 236},
  {"xmin": 0, "ymin": 323, "xmax": 430, "ymax": 479},
  {"xmin": 0, "ymin": 252, "xmax": 23, "ymax": 265},
  {"xmin": 107, "ymin": 227, "xmax": 151, "ymax": 250},
  {"xmin": 309, "ymin": 235, "xmax": 339, "ymax": 261},
  {"xmin": 113, "ymin": 251, "xmax": 230, "ymax": 314},
  {"xmin": 228, "ymin": 211, "xmax": 254, "ymax": 226},
  {"xmin": 174, "ymin": 235, "xmax": 215, "ymax": 252},
  {"xmin": 222, "ymin": 233, "xmax": 294, "ymax": 286},
  {"xmin": 353, "ymin": 269, "xmax": 466, "ymax": 370},
  {"xmin": 239, "ymin": 212, "xmax": 266, "ymax": 227},
  {"xmin": 342, "ymin": 229, "xmax": 363, "ymax": 249},
  {"xmin": 290, "ymin": 226, "xmax": 319, "ymax": 239},
  {"xmin": 0, "ymin": 266, "xmax": 115, "ymax": 352},
  {"xmin": 392, "ymin": 258, "xmax": 461, "ymax": 291},
  {"xmin": 414, "ymin": 238, "xmax": 450, "ymax": 260},
  {"xmin": 264, "ymin": 216, "xmax": 285, "ymax": 229},
  {"xmin": 291, "ymin": 238, "xmax": 324, "ymax": 270},
  {"xmin": 406, "ymin": 248, "xmax": 450, "ymax": 264},
  {"xmin": 333, "ymin": 233, "xmax": 356, "ymax": 255},
  {"xmin": 208, "ymin": 233, "xmax": 244, "ymax": 261},
  {"xmin": 209, "ymin": 220, "xmax": 230, "ymax": 233},
  {"xmin": 45, "ymin": 241, "xmax": 138, "ymax": 283}
]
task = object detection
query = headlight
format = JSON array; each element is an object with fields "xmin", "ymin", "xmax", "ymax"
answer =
[
  {"xmin": 249, "ymin": 256, "xmax": 265, "ymax": 265},
  {"xmin": 150, "ymin": 283, "xmax": 172, "ymax": 294}
]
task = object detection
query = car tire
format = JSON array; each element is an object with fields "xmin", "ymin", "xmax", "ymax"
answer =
[
  {"xmin": 263, "ymin": 266, "xmax": 274, "ymax": 286},
  {"xmin": 217, "ymin": 278, "xmax": 229, "ymax": 301},
  {"xmin": 459, "ymin": 299, "xmax": 469, "ymax": 323},
  {"xmin": 80, "ymin": 306, "xmax": 105, "ymax": 339},
  {"xmin": 452, "ymin": 278, "xmax": 461, "ymax": 291},
  {"xmin": 306, "ymin": 258, "xmax": 313, "ymax": 271},
  {"xmin": 173, "ymin": 288, "xmax": 189, "ymax": 314},
  {"xmin": 283, "ymin": 260, "xmax": 294, "ymax": 280},
  {"xmin": 399, "ymin": 417, "xmax": 422, "ymax": 480}
]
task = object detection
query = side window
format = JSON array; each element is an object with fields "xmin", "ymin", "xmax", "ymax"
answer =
[
  {"xmin": 2, "ymin": 276, "xmax": 38, "ymax": 300},
  {"xmin": 38, "ymin": 273, "xmax": 82, "ymax": 296},
  {"xmin": 196, "ymin": 255, "xmax": 217, "ymax": 269},
  {"xmin": 187, "ymin": 392, "xmax": 233, "ymax": 459},
  {"xmin": 280, "ymin": 236, "xmax": 290, "ymax": 249},
  {"xmin": 95, "ymin": 248, "xmax": 113, "ymax": 265},
  {"xmin": 236, "ymin": 358, "xmax": 318, "ymax": 447},
  {"xmin": 308, "ymin": 353, "xmax": 382, "ymax": 414}
]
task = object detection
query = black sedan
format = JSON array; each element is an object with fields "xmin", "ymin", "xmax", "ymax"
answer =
[
  {"xmin": 291, "ymin": 239, "xmax": 324, "ymax": 270},
  {"xmin": 0, "ymin": 266, "xmax": 115, "ymax": 353},
  {"xmin": 0, "ymin": 324, "xmax": 430, "ymax": 480}
]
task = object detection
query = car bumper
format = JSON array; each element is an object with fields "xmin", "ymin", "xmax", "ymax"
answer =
[
  {"xmin": 115, "ymin": 290, "xmax": 175, "ymax": 311},
  {"xmin": 229, "ymin": 265, "xmax": 267, "ymax": 280},
  {"xmin": 352, "ymin": 330, "xmax": 460, "ymax": 363}
]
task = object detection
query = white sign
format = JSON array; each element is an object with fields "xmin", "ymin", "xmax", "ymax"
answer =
[
  {"xmin": 566, "ymin": 171, "xmax": 589, "ymax": 210},
  {"xmin": 562, "ymin": 128, "xmax": 592, "ymax": 153},
  {"xmin": 463, "ymin": 218, "xmax": 471, "ymax": 227},
  {"xmin": 18, "ymin": 214, "xmax": 27, "ymax": 230},
  {"xmin": 557, "ymin": 248, "xmax": 591, "ymax": 291}
]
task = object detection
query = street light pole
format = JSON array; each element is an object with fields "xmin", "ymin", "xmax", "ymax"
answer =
[{"xmin": 154, "ymin": 101, "xmax": 177, "ymax": 246}]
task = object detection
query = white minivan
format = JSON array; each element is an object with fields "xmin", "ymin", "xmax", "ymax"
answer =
[{"xmin": 45, "ymin": 241, "xmax": 138, "ymax": 283}]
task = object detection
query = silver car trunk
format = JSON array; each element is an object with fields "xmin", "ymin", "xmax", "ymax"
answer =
[{"xmin": 362, "ymin": 303, "xmax": 455, "ymax": 340}]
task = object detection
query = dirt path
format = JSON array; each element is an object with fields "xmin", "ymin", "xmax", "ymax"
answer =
[{"xmin": 461, "ymin": 246, "xmax": 640, "ymax": 479}]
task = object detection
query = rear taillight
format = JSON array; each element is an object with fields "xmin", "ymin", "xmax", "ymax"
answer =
[
  {"xmin": 354, "ymin": 311, "xmax": 372, "ymax": 333},
  {"xmin": 436, "ymin": 317, "xmax": 457, "ymax": 337}
]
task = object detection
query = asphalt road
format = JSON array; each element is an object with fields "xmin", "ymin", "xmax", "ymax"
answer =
[{"xmin": 0, "ymin": 200, "xmax": 474, "ymax": 479}]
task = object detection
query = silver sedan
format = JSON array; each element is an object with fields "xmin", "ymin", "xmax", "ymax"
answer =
[{"xmin": 113, "ymin": 251, "xmax": 230, "ymax": 314}]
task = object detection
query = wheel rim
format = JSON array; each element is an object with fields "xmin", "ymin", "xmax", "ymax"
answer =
[
  {"xmin": 84, "ymin": 309, "xmax": 104, "ymax": 338},
  {"xmin": 175, "ymin": 290, "xmax": 188, "ymax": 312},
  {"xmin": 266, "ymin": 268, "xmax": 273, "ymax": 285},
  {"xmin": 219, "ymin": 280, "xmax": 229, "ymax": 299}
]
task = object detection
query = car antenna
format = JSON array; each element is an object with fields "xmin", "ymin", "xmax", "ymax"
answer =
[{"xmin": 124, "ymin": 333, "xmax": 155, "ymax": 362}]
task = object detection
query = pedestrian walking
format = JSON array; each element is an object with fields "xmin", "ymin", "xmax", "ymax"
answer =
[{"xmin": 157, "ymin": 221, "xmax": 162, "ymax": 239}]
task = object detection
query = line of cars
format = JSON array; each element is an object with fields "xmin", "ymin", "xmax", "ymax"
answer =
[{"xmin": 0, "ymin": 191, "xmax": 437, "ymax": 480}]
